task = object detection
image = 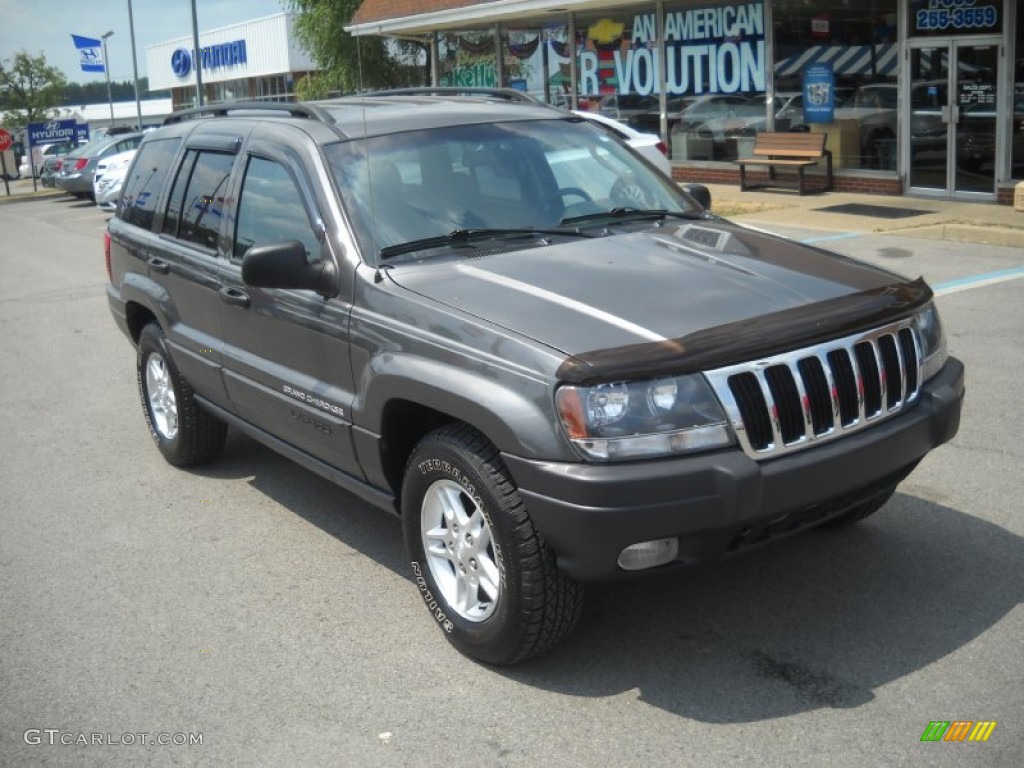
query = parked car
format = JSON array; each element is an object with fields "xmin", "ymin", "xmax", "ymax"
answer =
[
  {"xmin": 92, "ymin": 148, "xmax": 137, "ymax": 210},
  {"xmin": 106, "ymin": 96, "xmax": 963, "ymax": 665},
  {"xmin": 39, "ymin": 153, "xmax": 68, "ymax": 188},
  {"xmin": 19, "ymin": 141, "xmax": 79, "ymax": 179},
  {"xmin": 572, "ymin": 109, "xmax": 671, "ymax": 176},
  {"xmin": 56, "ymin": 133, "xmax": 143, "ymax": 199}
]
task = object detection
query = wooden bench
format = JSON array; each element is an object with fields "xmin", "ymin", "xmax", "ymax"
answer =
[{"xmin": 736, "ymin": 132, "xmax": 833, "ymax": 195}]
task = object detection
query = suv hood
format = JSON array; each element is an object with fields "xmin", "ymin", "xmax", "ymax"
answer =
[{"xmin": 387, "ymin": 219, "xmax": 927, "ymax": 381}]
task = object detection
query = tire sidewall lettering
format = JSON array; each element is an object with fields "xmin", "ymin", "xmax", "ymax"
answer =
[
  {"xmin": 410, "ymin": 561, "xmax": 454, "ymax": 633},
  {"xmin": 416, "ymin": 457, "xmax": 506, "ymax": 589}
]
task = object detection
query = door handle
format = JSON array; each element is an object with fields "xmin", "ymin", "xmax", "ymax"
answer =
[
  {"xmin": 219, "ymin": 286, "xmax": 251, "ymax": 308},
  {"xmin": 147, "ymin": 257, "xmax": 169, "ymax": 274}
]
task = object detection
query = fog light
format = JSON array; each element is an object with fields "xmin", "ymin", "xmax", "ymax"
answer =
[{"xmin": 617, "ymin": 538, "xmax": 679, "ymax": 571}]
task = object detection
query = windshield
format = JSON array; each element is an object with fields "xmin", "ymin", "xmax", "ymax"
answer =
[{"xmin": 324, "ymin": 118, "xmax": 697, "ymax": 264}]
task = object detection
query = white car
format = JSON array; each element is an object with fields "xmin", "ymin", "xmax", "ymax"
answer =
[
  {"xmin": 92, "ymin": 149, "xmax": 137, "ymax": 210},
  {"xmin": 573, "ymin": 110, "xmax": 672, "ymax": 177}
]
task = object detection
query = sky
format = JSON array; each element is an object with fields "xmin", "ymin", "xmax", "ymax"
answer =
[{"xmin": 0, "ymin": 0, "xmax": 287, "ymax": 86}]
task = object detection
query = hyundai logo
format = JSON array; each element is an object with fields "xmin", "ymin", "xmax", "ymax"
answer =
[
  {"xmin": 171, "ymin": 48, "xmax": 192, "ymax": 78},
  {"xmin": 44, "ymin": 121, "xmax": 62, "ymax": 132},
  {"xmin": 81, "ymin": 48, "xmax": 99, "ymax": 61}
]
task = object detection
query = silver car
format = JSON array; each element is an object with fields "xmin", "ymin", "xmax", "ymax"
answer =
[
  {"xmin": 56, "ymin": 134, "xmax": 142, "ymax": 200},
  {"xmin": 92, "ymin": 149, "xmax": 137, "ymax": 210}
]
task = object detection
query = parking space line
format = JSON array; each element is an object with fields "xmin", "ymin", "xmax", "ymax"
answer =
[
  {"xmin": 933, "ymin": 267, "xmax": 1024, "ymax": 296},
  {"xmin": 799, "ymin": 232, "xmax": 862, "ymax": 244}
]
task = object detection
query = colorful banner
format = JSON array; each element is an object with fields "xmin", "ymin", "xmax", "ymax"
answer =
[
  {"xmin": 71, "ymin": 34, "xmax": 105, "ymax": 74},
  {"xmin": 578, "ymin": 2, "xmax": 766, "ymax": 98}
]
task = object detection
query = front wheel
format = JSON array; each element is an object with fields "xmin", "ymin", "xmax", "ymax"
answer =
[{"xmin": 401, "ymin": 424, "xmax": 583, "ymax": 664}]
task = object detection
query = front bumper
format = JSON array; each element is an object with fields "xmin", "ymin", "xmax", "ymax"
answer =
[{"xmin": 505, "ymin": 357, "xmax": 964, "ymax": 582}]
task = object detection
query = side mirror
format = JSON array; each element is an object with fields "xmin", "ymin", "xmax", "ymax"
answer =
[
  {"xmin": 241, "ymin": 240, "xmax": 337, "ymax": 297},
  {"xmin": 680, "ymin": 183, "xmax": 712, "ymax": 211}
]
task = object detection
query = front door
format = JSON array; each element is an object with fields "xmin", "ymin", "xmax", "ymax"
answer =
[
  {"xmin": 216, "ymin": 140, "xmax": 363, "ymax": 480},
  {"xmin": 907, "ymin": 39, "xmax": 1001, "ymax": 198}
]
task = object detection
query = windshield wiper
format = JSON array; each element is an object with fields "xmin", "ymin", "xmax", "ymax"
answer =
[
  {"xmin": 559, "ymin": 207, "xmax": 705, "ymax": 226},
  {"xmin": 379, "ymin": 227, "xmax": 593, "ymax": 261}
]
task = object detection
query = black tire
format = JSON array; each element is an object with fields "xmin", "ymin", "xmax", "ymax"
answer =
[
  {"xmin": 401, "ymin": 424, "xmax": 583, "ymax": 665},
  {"xmin": 137, "ymin": 323, "xmax": 226, "ymax": 466}
]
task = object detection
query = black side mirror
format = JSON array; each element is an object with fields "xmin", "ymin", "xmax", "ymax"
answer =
[
  {"xmin": 680, "ymin": 183, "xmax": 712, "ymax": 211},
  {"xmin": 241, "ymin": 240, "xmax": 337, "ymax": 297}
]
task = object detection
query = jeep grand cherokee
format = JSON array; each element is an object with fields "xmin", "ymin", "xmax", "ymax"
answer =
[{"xmin": 105, "ymin": 96, "xmax": 964, "ymax": 664}]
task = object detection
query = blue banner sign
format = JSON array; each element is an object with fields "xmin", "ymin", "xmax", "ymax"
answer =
[
  {"xmin": 802, "ymin": 62, "xmax": 835, "ymax": 124},
  {"xmin": 76, "ymin": 123, "xmax": 90, "ymax": 143},
  {"xmin": 27, "ymin": 120, "xmax": 77, "ymax": 147}
]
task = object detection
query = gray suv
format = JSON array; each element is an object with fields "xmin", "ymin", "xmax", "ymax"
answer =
[{"xmin": 105, "ymin": 97, "xmax": 964, "ymax": 664}]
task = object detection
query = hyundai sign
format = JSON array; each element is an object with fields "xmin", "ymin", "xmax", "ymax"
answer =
[
  {"xmin": 171, "ymin": 39, "xmax": 247, "ymax": 79},
  {"xmin": 27, "ymin": 120, "xmax": 77, "ymax": 147}
]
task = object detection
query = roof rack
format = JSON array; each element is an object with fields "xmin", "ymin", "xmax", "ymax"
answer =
[
  {"xmin": 162, "ymin": 101, "xmax": 336, "ymax": 126},
  {"xmin": 361, "ymin": 87, "xmax": 545, "ymax": 104}
]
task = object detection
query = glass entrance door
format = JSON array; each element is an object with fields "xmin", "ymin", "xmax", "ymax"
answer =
[{"xmin": 907, "ymin": 40, "xmax": 1000, "ymax": 197}]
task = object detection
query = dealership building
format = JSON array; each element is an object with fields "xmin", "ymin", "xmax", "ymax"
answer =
[
  {"xmin": 346, "ymin": 0, "xmax": 1023, "ymax": 204},
  {"xmin": 146, "ymin": 12, "xmax": 317, "ymax": 112}
]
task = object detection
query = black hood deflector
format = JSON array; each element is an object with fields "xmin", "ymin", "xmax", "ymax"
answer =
[{"xmin": 556, "ymin": 277, "xmax": 931, "ymax": 385}]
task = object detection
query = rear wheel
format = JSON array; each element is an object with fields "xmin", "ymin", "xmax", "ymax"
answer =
[
  {"xmin": 137, "ymin": 323, "xmax": 226, "ymax": 466},
  {"xmin": 401, "ymin": 424, "xmax": 583, "ymax": 664}
]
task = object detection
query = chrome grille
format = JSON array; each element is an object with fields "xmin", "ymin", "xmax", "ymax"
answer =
[{"xmin": 704, "ymin": 320, "xmax": 921, "ymax": 460}]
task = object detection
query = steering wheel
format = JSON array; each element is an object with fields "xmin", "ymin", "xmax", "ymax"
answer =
[
  {"xmin": 610, "ymin": 176, "xmax": 658, "ymax": 209},
  {"xmin": 539, "ymin": 187, "xmax": 593, "ymax": 217}
]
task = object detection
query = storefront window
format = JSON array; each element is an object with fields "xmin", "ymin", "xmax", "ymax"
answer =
[
  {"xmin": 574, "ymin": 10, "xmax": 660, "ymax": 132},
  {"xmin": 774, "ymin": 1, "xmax": 897, "ymax": 170},
  {"xmin": 1014, "ymin": 14, "xmax": 1024, "ymax": 179},
  {"xmin": 439, "ymin": 31, "xmax": 498, "ymax": 88},
  {"xmin": 664, "ymin": 1, "xmax": 768, "ymax": 160},
  {"xmin": 501, "ymin": 23, "xmax": 572, "ymax": 106}
]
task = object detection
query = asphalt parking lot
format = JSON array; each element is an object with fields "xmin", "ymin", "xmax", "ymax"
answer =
[{"xmin": 0, "ymin": 193, "xmax": 1021, "ymax": 767}]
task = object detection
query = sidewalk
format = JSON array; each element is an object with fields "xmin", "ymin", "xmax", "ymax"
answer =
[
  {"xmin": 0, "ymin": 176, "xmax": 64, "ymax": 203},
  {"xmin": 701, "ymin": 183, "xmax": 1024, "ymax": 248}
]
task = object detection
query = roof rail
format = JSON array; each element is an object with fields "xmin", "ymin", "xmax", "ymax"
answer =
[
  {"xmin": 162, "ymin": 101, "xmax": 336, "ymax": 126},
  {"xmin": 361, "ymin": 87, "xmax": 545, "ymax": 104}
]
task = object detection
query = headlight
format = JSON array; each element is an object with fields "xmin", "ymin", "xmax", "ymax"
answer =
[
  {"xmin": 913, "ymin": 302, "xmax": 948, "ymax": 381},
  {"xmin": 555, "ymin": 374, "xmax": 733, "ymax": 461}
]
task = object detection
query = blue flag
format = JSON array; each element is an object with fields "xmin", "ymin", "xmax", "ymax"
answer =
[{"xmin": 71, "ymin": 34, "xmax": 105, "ymax": 73}]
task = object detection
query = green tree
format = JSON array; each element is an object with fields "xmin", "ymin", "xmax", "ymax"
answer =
[
  {"xmin": 0, "ymin": 51, "xmax": 68, "ymax": 129},
  {"xmin": 288, "ymin": 0, "xmax": 427, "ymax": 97}
]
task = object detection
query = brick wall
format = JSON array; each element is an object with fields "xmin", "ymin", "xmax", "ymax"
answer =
[
  {"xmin": 672, "ymin": 166, "xmax": 903, "ymax": 196},
  {"xmin": 675, "ymin": 167, "xmax": 1023, "ymax": 203}
]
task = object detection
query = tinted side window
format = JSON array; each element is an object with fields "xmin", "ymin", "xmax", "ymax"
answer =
[
  {"xmin": 176, "ymin": 151, "xmax": 235, "ymax": 250},
  {"xmin": 234, "ymin": 157, "xmax": 318, "ymax": 261},
  {"xmin": 118, "ymin": 138, "xmax": 181, "ymax": 229},
  {"xmin": 162, "ymin": 150, "xmax": 198, "ymax": 238}
]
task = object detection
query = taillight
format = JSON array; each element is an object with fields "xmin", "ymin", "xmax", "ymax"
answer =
[
  {"xmin": 54, "ymin": 159, "xmax": 63, "ymax": 171},
  {"xmin": 655, "ymin": 141, "xmax": 668, "ymax": 156},
  {"xmin": 104, "ymin": 231, "xmax": 112, "ymax": 282},
  {"xmin": 74, "ymin": 157, "xmax": 89, "ymax": 172}
]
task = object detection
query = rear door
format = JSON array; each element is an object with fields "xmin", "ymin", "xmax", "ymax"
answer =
[
  {"xmin": 146, "ymin": 132, "xmax": 245, "ymax": 406},
  {"xmin": 216, "ymin": 127, "xmax": 362, "ymax": 478}
]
